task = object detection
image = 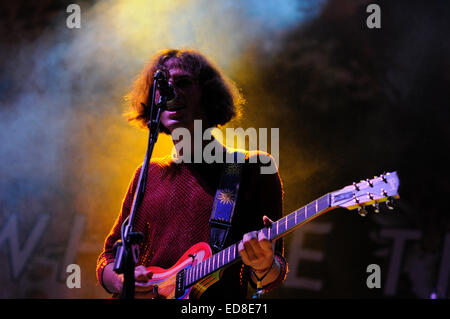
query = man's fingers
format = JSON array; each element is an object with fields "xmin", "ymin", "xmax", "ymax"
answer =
[
  {"xmin": 263, "ymin": 215, "xmax": 274, "ymax": 227},
  {"xmin": 242, "ymin": 231, "xmax": 259, "ymax": 260},
  {"xmin": 257, "ymin": 230, "xmax": 273, "ymax": 253},
  {"xmin": 240, "ymin": 230, "xmax": 273, "ymax": 261},
  {"xmin": 135, "ymin": 266, "xmax": 152, "ymax": 283},
  {"xmin": 238, "ymin": 241, "xmax": 250, "ymax": 264}
]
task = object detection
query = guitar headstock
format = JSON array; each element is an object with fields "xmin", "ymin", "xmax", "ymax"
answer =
[{"xmin": 331, "ymin": 171, "xmax": 400, "ymax": 216}]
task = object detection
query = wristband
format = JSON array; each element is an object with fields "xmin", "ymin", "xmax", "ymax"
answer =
[{"xmin": 251, "ymin": 259, "xmax": 275, "ymax": 289}]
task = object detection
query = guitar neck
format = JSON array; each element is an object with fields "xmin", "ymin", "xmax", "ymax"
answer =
[{"xmin": 183, "ymin": 193, "xmax": 332, "ymax": 287}]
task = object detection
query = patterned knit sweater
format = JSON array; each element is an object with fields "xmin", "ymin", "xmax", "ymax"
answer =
[{"xmin": 96, "ymin": 151, "xmax": 287, "ymax": 299}]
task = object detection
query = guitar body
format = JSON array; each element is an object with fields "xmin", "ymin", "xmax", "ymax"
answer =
[{"xmin": 141, "ymin": 242, "xmax": 212, "ymax": 299}]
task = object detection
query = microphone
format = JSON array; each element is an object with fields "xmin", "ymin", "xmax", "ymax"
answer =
[
  {"xmin": 153, "ymin": 69, "xmax": 166, "ymax": 81},
  {"xmin": 154, "ymin": 70, "xmax": 176, "ymax": 101}
]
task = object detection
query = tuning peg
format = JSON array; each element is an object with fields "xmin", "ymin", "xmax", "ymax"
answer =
[
  {"xmin": 385, "ymin": 198, "xmax": 395, "ymax": 210},
  {"xmin": 372, "ymin": 202, "xmax": 380, "ymax": 213},
  {"xmin": 358, "ymin": 207, "xmax": 368, "ymax": 217}
]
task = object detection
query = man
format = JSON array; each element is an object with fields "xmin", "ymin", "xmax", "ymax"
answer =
[{"xmin": 96, "ymin": 49, "xmax": 287, "ymax": 298}]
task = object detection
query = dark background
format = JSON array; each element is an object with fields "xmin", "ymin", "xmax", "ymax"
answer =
[{"xmin": 0, "ymin": 0, "xmax": 449, "ymax": 298}]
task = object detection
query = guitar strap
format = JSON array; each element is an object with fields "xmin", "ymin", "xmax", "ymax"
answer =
[{"xmin": 209, "ymin": 150, "xmax": 245, "ymax": 253}]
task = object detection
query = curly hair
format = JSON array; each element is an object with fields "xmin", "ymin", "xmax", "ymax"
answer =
[{"xmin": 124, "ymin": 49, "xmax": 244, "ymax": 133}]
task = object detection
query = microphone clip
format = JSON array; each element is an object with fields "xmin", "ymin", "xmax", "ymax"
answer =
[{"xmin": 154, "ymin": 70, "xmax": 176, "ymax": 101}]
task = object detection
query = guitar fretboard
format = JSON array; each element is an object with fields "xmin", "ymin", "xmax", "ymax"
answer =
[{"xmin": 183, "ymin": 193, "xmax": 331, "ymax": 287}]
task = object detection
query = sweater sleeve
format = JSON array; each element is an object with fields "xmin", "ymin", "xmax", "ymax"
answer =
[
  {"xmin": 240, "ymin": 151, "xmax": 288, "ymax": 294},
  {"xmin": 95, "ymin": 165, "xmax": 142, "ymax": 290}
]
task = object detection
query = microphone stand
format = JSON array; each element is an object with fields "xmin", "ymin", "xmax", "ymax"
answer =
[{"xmin": 113, "ymin": 76, "xmax": 171, "ymax": 299}]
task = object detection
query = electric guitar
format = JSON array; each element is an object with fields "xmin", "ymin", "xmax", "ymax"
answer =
[{"xmin": 126, "ymin": 171, "xmax": 400, "ymax": 299}]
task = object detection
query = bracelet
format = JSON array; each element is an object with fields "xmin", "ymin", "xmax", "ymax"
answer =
[{"xmin": 251, "ymin": 259, "xmax": 276, "ymax": 289}]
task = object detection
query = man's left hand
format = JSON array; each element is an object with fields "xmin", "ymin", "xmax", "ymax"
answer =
[{"xmin": 238, "ymin": 216, "xmax": 274, "ymax": 272}]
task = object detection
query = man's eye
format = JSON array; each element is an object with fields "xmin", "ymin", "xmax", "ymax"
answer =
[{"xmin": 175, "ymin": 79, "xmax": 192, "ymax": 88}]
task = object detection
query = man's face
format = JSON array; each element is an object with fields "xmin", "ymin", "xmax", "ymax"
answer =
[{"xmin": 157, "ymin": 59, "xmax": 206, "ymax": 134}]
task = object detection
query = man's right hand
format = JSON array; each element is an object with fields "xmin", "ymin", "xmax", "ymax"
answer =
[{"xmin": 102, "ymin": 263, "xmax": 158, "ymax": 298}]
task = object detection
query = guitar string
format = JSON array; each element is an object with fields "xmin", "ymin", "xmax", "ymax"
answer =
[{"xmin": 185, "ymin": 192, "xmax": 377, "ymax": 286}]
